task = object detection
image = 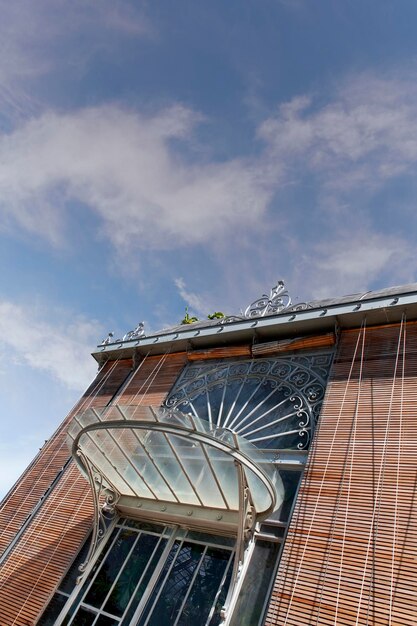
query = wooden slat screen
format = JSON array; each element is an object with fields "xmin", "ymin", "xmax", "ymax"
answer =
[
  {"xmin": 252, "ymin": 332, "xmax": 335, "ymax": 357},
  {"xmin": 187, "ymin": 345, "xmax": 252, "ymax": 361},
  {"xmin": 265, "ymin": 322, "xmax": 417, "ymax": 626},
  {"xmin": 0, "ymin": 464, "xmax": 94, "ymax": 626},
  {"xmin": 0, "ymin": 352, "xmax": 186, "ymax": 625},
  {"xmin": 120, "ymin": 352, "xmax": 187, "ymax": 406},
  {"xmin": 0, "ymin": 359, "xmax": 132, "ymax": 558}
]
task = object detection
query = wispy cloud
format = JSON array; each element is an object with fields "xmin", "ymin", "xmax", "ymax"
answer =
[
  {"xmin": 0, "ymin": 0, "xmax": 151, "ymax": 120},
  {"xmin": 174, "ymin": 278, "xmax": 212, "ymax": 317},
  {"xmin": 1, "ymin": 70, "xmax": 417, "ymax": 302},
  {"xmin": 289, "ymin": 229, "xmax": 417, "ymax": 300},
  {"xmin": 0, "ymin": 104, "xmax": 276, "ymax": 249},
  {"xmin": 259, "ymin": 72, "xmax": 417, "ymax": 190},
  {"xmin": 0, "ymin": 300, "xmax": 99, "ymax": 390}
]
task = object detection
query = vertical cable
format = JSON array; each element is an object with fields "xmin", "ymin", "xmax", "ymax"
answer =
[
  {"xmin": 282, "ymin": 320, "xmax": 366, "ymax": 625},
  {"xmin": 355, "ymin": 316, "xmax": 405, "ymax": 625},
  {"xmin": 313, "ymin": 322, "xmax": 366, "ymax": 625},
  {"xmin": 131, "ymin": 348, "xmax": 172, "ymax": 415},
  {"xmin": 389, "ymin": 316, "xmax": 405, "ymax": 624},
  {"xmin": 0, "ymin": 358, "xmax": 120, "ymax": 546}
]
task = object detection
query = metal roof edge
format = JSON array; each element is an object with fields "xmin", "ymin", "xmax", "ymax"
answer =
[{"xmin": 92, "ymin": 288, "xmax": 417, "ymax": 362}]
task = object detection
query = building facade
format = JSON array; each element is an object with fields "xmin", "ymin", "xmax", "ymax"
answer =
[{"xmin": 0, "ymin": 283, "xmax": 416, "ymax": 625}]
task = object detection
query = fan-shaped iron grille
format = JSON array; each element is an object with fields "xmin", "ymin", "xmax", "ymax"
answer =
[{"xmin": 165, "ymin": 353, "xmax": 333, "ymax": 450}]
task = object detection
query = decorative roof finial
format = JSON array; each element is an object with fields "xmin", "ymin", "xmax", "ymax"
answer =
[
  {"xmin": 99, "ymin": 322, "xmax": 146, "ymax": 346},
  {"xmin": 244, "ymin": 280, "xmax": 292, "ymax": 318},
  {"xmin": 100, "ymin": 332, "xmax": 114, "ymax": 345},
  {"xmin": 122, "ymin": 322, "xmax": 145, "ymax": 342}
]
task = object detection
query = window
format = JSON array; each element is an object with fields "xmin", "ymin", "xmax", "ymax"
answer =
[
  {"xmin": 165, "ymin": 353, "xmax": 332, "ymax": 450},
  {"xmin": 40, "ymin": 520, "xmax": 234, "ymax": 626}
]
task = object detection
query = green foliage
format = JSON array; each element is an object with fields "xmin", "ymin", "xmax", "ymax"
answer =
[
  {"xmin": 181, "ymin": 307, "xmax": 199, "ymax": 324},
  {"xmin": 207, "ymin": 311, "xmax": 225, "ymax": 320},
  {"xmin": 180, "ymin": 309, "xmax": 226, "ymax": 324}
]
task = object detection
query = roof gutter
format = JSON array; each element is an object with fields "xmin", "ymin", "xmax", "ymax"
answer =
[{"xmin": 92, "ymin": 290, "xmax": 417, "ymax": 363}]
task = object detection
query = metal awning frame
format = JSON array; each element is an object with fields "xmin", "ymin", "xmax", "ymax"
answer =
[
  {"xmin": 71, "ymin": 415, "xmax": 278, "ymax": 600},
  {"xmin": 74, "ymin": 446, "xmax": 120, "ymax": 582}
]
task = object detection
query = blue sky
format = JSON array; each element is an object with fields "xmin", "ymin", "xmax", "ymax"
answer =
[{"xmin": 1, "ymin": 0, "xmax": 417, "ymax": 496}]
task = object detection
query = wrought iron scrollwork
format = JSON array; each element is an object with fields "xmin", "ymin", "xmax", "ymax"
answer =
[
  {"xmin": 165, "ymin": 353, "xmax": 333, "ymax": 450},
  {"xmin": 220, "ymin": 280, "xmax": 311, "ymax": 324},
  {"xmin": 75, "ymin": 449, "xmax": 120, "ymax": 583},
  {"xmin": 122, "ymin": 321, "xmax": 145, "ymax": 342},
  {"xmin": 245, "ymin": 281, "xmax": 291, "ymax": 318},
  {"xmin": 100, "ymin": 332, "xmax": 114, "ymax": 345},
  {"xmin": 286, "ymin": 302, "xmax": 311, "ymax": 312},
  {"xmin": 99, "ymin": 322, "xmax": 145, "ymax": 346}
]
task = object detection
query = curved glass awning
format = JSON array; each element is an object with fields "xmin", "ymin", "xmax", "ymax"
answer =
[{"xmin": 67, "ymin": 405, "xmax": 283, "ymax": 529}]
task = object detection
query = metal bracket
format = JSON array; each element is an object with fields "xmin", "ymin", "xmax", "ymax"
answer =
[
  {"xmin": 220, "ymin": 453, "xmax": 257, "ymax": 621},
  {"xmin": 75, "ymin": 449, "xmax": 120, "ymax": 583}
]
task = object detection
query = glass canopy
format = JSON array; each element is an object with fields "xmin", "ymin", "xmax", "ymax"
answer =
[{"xmin": 67, "ymin": 405, "xmax": 284, "ymax": 526}]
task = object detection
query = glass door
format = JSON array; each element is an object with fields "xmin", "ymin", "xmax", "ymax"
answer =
[{"xmin": 41, "ymin": 519, "xmax": 234, "ymax": 626}]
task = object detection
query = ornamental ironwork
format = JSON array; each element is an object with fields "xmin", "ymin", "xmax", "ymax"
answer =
[
  {"xmin": 99, "ymin": 322, "xmax": 145, "ymax": 346},
  {"xmin": 221, "ymin": 280, "xmax": 311, "ymax": 324},
  {"xmin": 165, "ymin": 353, "xmax": 333, "ymax": 450},
  {"xmin": 245, "ymin": 280, "xmax": 291, "ymax": 318},
  {"xmin": 75, "ymin": 448, "xmax": 119, "ymax": 582}
]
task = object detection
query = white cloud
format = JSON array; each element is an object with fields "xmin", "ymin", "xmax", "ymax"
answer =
[
  {"xmin": 0, "ymin": 104, "xmax": 276, "ymax": 249},
  {"xmin": 2, "ymin": 70, "xmax": 417, "ymax": 305},
  {"xmin": 0, "ymin": 0, "xmax": 151, "ymax": 120},
  {"xmin": 316, "ymin": 237, "xmax": 396, "ymax": 277},
  {"xmin": 258, "ymin": 72, "xmax": 417, "ymax": 190},
  {"xmin": 3, "ymin": 72, "xmax": 417, "ymax": 257},
  {"xmin": 291, "ymin": 231, "xmax": 417, "ymax": 300},
  {"xmin": 0, "ymin": 301, "xmax": 99, "ymax": 391},
  {"xmin": 174, "ymin": 278, "xmax": 212, "ymax": 317}
]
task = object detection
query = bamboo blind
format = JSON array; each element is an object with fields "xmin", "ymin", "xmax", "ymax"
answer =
[
  {"xmin": 187, "ymin": 345, "xmax": 252, "ymax": 361},
  {"xmin": 266, "ymin": 322, "xmax": 417, "ymax": 626},
  {"xmin": 186, "ymin": 332, "xmax": 335, "ymax": 361},
  {"xmin": 0, "ymin": 353, "xmax": 186, "ymax": 625},
  {"xmin": 252, "ymin": 332, "xmax": 335, "ymax": 357},
  {"xmin": 0, "ymin": 359, "xmax": 132, "ymax": 558}
]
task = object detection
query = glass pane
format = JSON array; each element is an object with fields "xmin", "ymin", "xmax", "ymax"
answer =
[
  {"xmin": 71, "ymin": 606, "xmax": 97, "ymax": 626},
  {"xmin": 84, "ymin": 529, "xmax": 138, "ymax": 608},
  {"xmin": 177, "ymin": 547, "xmax": 231, "ymax": 626},
  {"xmin": 121, "ymin": 537, "xmax": 168, "ymax": 625},
  {"xmin": 104, "ymin": 533, "xmax": 160, "ymax": 616},
  {"xmin": 39, "ymin": 529, "xmax": 118, "ymax": 624},
  {"xmin": 165, "ymin": 354, "xmax": 333, "ymax": 451},
  {"xmin": 208, "ymin": 560, "xmax": 233, "ymax": 626},
  {"xmin": 60, "ymin": 540, "xmax": 90, "ymax": 593},
  {"xmin": 87, "ymin": 430, "xmax": 154, "ymax": 498},
  {"xmin": 123, "ymin": 520, "xmax": 166, "ymax": 534},
  {"xmin": 136, "ymin": 541, "xmax": 181, "ymax": 626},
  {"xmin": 61, "ymin": 529, "xmax": 119, "ymax": 625},
  {"xmin": 145, "ymin": 542, "xmax": 205, "ymax": 626},
  {"xmin": 225, "ymin": 378, "xmax": 261, "ymax": 430},
  {"xmin": 185, "ymin": 531, "xmax": 235, "ymax": 549},
  {"xmin": 37, "ymin": 592, "xmax": 68, "ymax": 625},
  {"xmin": 205, "ymin": 447, "xmax": 238, "ymax": 510},
  {"xmin": 95, "ymin": 617, "xmax": 119, "ymax": 626},
  {"xmin": 130, "ymin": 438, "xmax": 179, "ymax": 502},
  {"xmin": 166, "ymin": 434, "xmax": 225, "ymax": 508},
  {"xmin": 141, "ymin": 431, "xmax": 200, "ymax": 505},
  {"xmin": 229, "ymin": 540, "xmax": 280, "ymax": 626},
  {"xmin": 268, "ymin": 470, "xmax": 302, "ymax": 523}
]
